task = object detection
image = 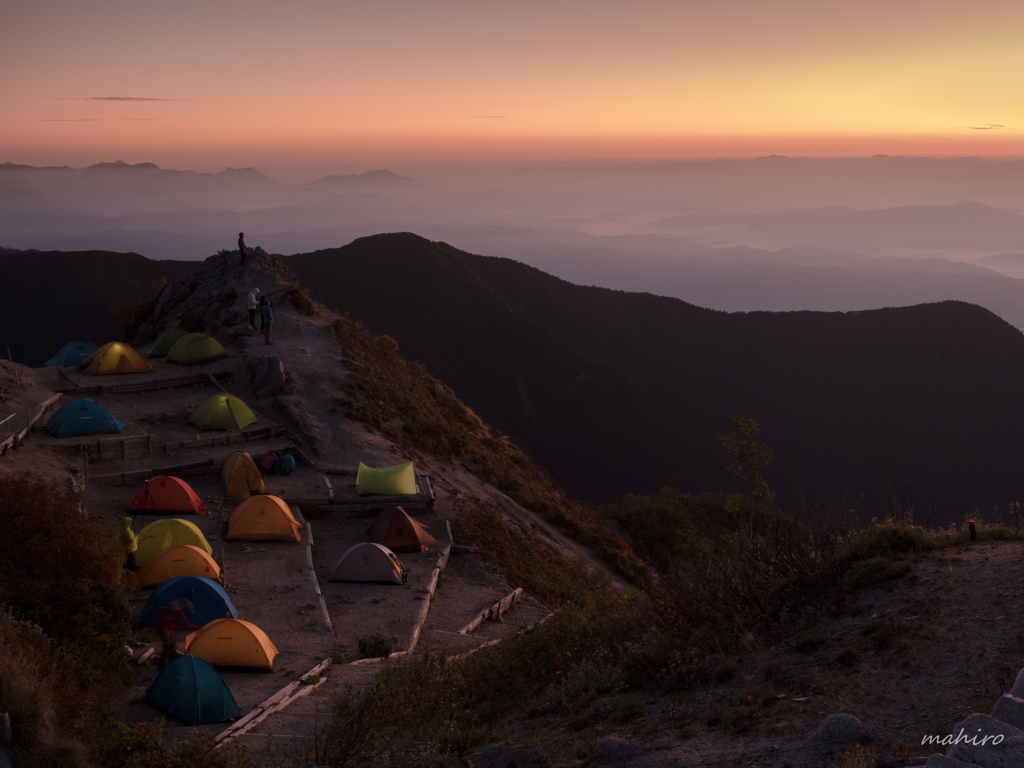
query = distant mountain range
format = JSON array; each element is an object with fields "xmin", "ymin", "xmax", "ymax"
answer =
[{"xmin": 286, "ymin": 233, "xmax": 1024, "ymax": 519}]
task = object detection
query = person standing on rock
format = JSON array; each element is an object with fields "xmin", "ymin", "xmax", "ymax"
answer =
[
  {"xmin": 261, "ymin": 294, "xmax": 274, "ymax": 345},
  {"xmin": 238, "ymin": 232, "xmax": 247, "ymax": 264},
  {"xmin": 246, "ymin": 287, "xmax": 260, "ymax": 330}
]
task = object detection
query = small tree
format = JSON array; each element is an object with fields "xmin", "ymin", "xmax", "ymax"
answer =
[{"xmin": 718, "ymin": 415, "xmax": 774, "ymax": 507}]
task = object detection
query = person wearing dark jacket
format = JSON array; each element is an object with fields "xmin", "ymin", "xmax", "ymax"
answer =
[
  {"xmin": 238, "ymin": 232, "xmax": 247, "ymax": 264},
  {"xmin": 262, "ymin": 296, "xmax": 274, "ymax": 345}
]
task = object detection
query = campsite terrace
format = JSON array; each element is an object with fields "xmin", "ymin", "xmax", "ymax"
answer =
[{"xmin": 7, "ymin": 350, "xmax": 551, "ymax": 756}]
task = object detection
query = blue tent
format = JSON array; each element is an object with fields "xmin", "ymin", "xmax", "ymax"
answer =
[
  {"xmin": 44, "ymin": 399, "xmax": 126, "ymax": 437},
  {"xmin": 140, "ymin": 576, "xmax": 238, "ymax": 630},
  {"xmin": 45, "ymin": 341, "xmax": 95, "ymax": 367},
  {"xmin": 144, "ymin": 654, "xmax": 240, "ymax": 725}
]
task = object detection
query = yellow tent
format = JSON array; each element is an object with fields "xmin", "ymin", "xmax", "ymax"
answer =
[
  {"xmin": 185, "ymin": 618, "xmax": 279, "ymax": 671},
  {"xmin": 356, "ymin": 461, "xmax": 417, "ymax": 496},
  {"xmin": 189, "ymin": 394, "xmax": 257, "ymax": 432},
  {"xmin": 220, "ymin": 452, "xmax": 265, "ymax": 499},
  {"xmin": 135, "ymin": 544, "xmax": 221, "ymax": 588},
  {"xmin": 79, "ymin": 342, "xmax": 153, "ymax": 375},
  {"xmin": 136, "ymin": 518, "xmax": 213, "ymax": 567},
  {"xmin": 227, "ymin": 495, "xmax": 301, "ymax": 542}
]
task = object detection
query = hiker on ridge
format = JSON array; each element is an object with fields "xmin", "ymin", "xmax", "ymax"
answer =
[
  {"xmin": 238, "ymin": 232, "xmax": 247, "ymax": 264},
  {"xmin": 120, "ymin": 517, "xmax": 137, "ymax": 570},
  {"xmin": 261, "ymin": 294, "xmax": 274, "ymax": 345},
  {"xmin": 247, "ymin": 287, "xmax": 260, "ymax": 330}
]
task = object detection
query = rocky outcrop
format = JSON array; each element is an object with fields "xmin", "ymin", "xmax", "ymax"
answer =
[{"xmin": 923, "ymin": 674, "xmax": 1024, "ymax": 766}]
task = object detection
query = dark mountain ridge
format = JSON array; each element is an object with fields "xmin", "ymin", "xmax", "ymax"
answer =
[
  {"xmin": 0, "ymin": 249, "xmax": 192, "ymax": 365},
  {"xmin": 4, "ymin": 237, "xmax": 1023, "ymax": 520},
  {"xmin": 288, "ymin": 233, "xmax": 1024, "ymax": 519}
]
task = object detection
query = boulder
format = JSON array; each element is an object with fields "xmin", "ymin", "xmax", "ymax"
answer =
[
  {"xmin": 248, "ymin": 355, "xmax": 295, "ymax": 395},
  {"xmin": 946, "ymin": 713, "xmax": 1024, "ymax": 767},
  {"xmin": 993, "ymin": 694, "xmax": 1024, "ymax": 731},
  {"xmin": 924, "ymin": 756, "xmax": 983, "ymax": 767},
  {"xmin": 589, "ymin": 737, "xmax": 649, "ymax": 767},
  {"xmin": 810, "ymin": 713, "xmax": 864, "ymax": 760},
  {"xmin": 476, "ymin": 746, "xmax": 550, "ymax": 768}
]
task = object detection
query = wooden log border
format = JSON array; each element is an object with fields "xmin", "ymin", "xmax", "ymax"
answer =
[{"xmin": 213, "ymin": 657, "xmax": 333, "ymax": 746}]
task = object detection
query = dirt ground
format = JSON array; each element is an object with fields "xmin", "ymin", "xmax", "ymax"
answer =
[{"xmin": 0, "ymin": 252, "xmax": 559, "ymax": 761}]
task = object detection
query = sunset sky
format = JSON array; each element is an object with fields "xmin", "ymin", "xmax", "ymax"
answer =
[{"xmin": 4, "ymin": 0, "xmax": 1023, "ymax": 177}]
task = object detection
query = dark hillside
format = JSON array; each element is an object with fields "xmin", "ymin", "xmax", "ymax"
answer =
[
  {"xmin": 0, "ymin": 250, "xmax": 192, "ymax": 366},
  {"xmin": 289, "ymin": 233, "xmax": 1024, "ymax": 519}
]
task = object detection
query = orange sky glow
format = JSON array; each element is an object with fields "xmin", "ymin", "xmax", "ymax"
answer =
[{"xmin": 4, "ymin": 1, "xmax": 1023, "ymax": 177}]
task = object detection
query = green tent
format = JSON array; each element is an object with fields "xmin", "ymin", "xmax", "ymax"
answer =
[
  {"xmin": 356, "ymin": 461, "xmax": 417, "ymax": 496},
  {"xmin": 149, "ymin": 329, "xmax": 188, "ymax": 357},
  {"xmin": 189, "ymin": 394, "xmax": 258, "ymax": 432},
  {"xmin": 167, "ymin": 333, "xmax": 228, "ymax": 366}
]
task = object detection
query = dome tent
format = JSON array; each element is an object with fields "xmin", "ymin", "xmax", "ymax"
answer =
[
  {"xmin": 140, "ymin": 576, "xmax": 237, "ymax": 630},
  {"xmin": 135, "ymin": 544, "xmax": 221, "ymax": 588},
  {"xmin": 189, "ymin": 394, "xmax": 257, "ymax": 431},
  {"xmin": 149, "ymin": 328, "xmax": 188, "ymax": 357},
  {"xmin": 144, "ymin": 654, "xmax": 240, "ymax": 725},
  {"xmin": 220, "ymin": 451, "xmax": 265, "ymax": 499},
  {"xmin": 329, "ymin": 542, "xmax": 407, "ymax": 584},
  {"xmin": 369, "ymin": 506, "xmax": 438, "ymax": 553},
  {"xmin": 130, "ymin": 476, "xmax": 207, "ymax": 515},
  {"xmin": 185, "ymin": 618, "xmax": 279, "ymax": 671},
  {"xmin": 356, "ymin": 461, "xmax": 417, "ymax": 496},
  {"xmin": 166, "ymin": 332, "xmax": 229, "ymax": 366},
  {"xmin": 45, "ymin": 399, "xmax": 126, "ymax": 437},
  {"xmin": 45, "ymin": 341, "xmax": 95, "ymax": 367},
  {"xmin": 227, "ymin": 495, "xmax": 301, "ymax": 542},
  {"xmin": 79, "ymin": 342, "xmax": 153, "ymax": 375},
  {"xmin": 136, "ymin": 518, "xmax": 213, "ymax": 567}
]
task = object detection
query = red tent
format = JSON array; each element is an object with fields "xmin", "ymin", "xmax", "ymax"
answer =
[{"xmin": 130, "ymin": 476, "xmax": 208, "ymax": 515}]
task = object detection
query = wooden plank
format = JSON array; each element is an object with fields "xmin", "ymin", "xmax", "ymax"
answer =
[
  {"xmin": 213, "ymin": 657, "xmax": 333, "ymax": 746},
  {"xmin": 404, "ymin": 542, "xmax": 452, "ymax": 655},
  {"xmin": 458, "ymin": 588, "xmax": 523, "ymax": 635},
  {"xmin": 300, "ymin": 517, "xmax": 333, "ymax": 635}
]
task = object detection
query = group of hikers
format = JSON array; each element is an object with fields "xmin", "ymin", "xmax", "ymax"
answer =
[
  {"xmin": 247, "ymin": 287, "xmax": 273, "ymax": 345},
  {"xmin": 238, "ymin": 234, "xmax": 275, "ymax": 345}
]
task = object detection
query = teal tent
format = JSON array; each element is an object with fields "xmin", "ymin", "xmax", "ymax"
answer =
[
  {"xmin": 45, "ymin": 341, "xmax": 95, "ymax": 367},
  {"xmin": 140, "ymin": 576, "xmax": 238, "ymax": 630},
  {"xmin": 143, "ymin": 654, "xmax": 240, "ymax": 725},
  {"xmin": 45, "ymin": 399, "xmax": 126, "ymax": 437}
]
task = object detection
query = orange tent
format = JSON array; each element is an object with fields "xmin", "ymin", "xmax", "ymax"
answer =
[
  {"xmin": 130, "ymin": 476, "xmax": 207, "ymax": 515},
  {"xmin": 368, "ymin": 506, "xmax": 438, "ymax": 553},
  {"xmin": 135, "ymin": 545, "xmax": 221, "ymax": 588},
  {"xmin": 220, "ymin": 452, "xmax": 265, "ymax": 499},
  {"xmin": 185, "ymin": 618, "xmax": 279, "ymax": 671},
  {"xmin": 227, "ymin": 495, "xmax": 301, "ymax": 542}
]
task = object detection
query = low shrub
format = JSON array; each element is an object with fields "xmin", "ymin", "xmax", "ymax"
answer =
[
  {"xmin": 842, "ymin": 557, "xmax": 890, "ymax": 590},
  {"xmin": 358, "ymin": 633, "xmax": 393, "ymax": 659}
]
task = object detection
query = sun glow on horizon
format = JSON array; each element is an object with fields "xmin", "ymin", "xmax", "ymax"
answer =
[{"xmin": 4, "ymin": 1, "xmax": 1024, "ymax": 173}]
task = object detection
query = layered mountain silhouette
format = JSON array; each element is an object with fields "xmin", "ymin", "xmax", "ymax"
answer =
[
  {"xmin": 288, "ymin": 233, "xmax": 1024, "ymax": 519},
  {"xmin": 0, "ymin": 249, "xmax": 192, "ymax": 365},
  {"xmin": 5, "ymin": 235, "xmax": 1024, "ymax": 520}
]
